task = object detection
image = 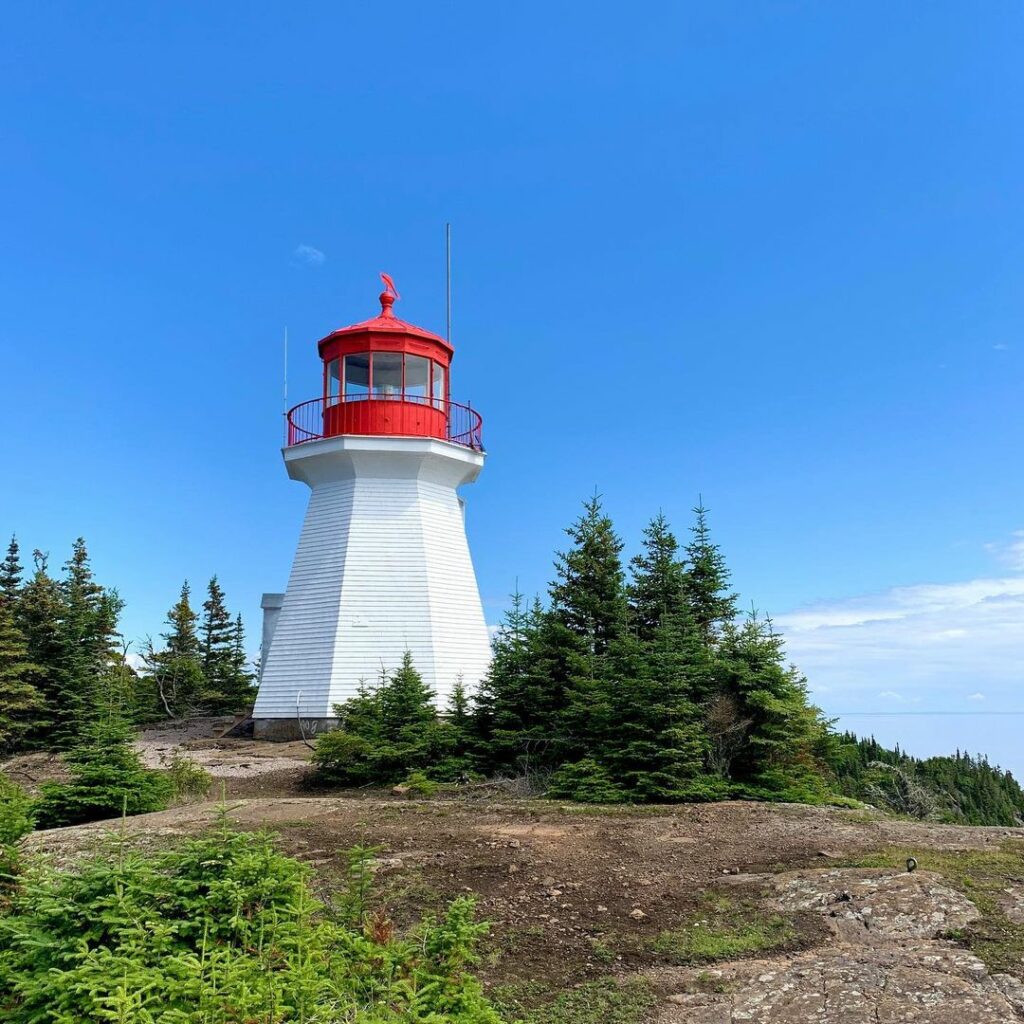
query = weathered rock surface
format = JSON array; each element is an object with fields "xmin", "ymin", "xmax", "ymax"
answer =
[
  {"xmin": 729, "ymin": 867, "xmax": 981, "ymax": 942},
  {"xmin": 653, "ymin": 944, "xmax": 1024, "ymax": 1023}
]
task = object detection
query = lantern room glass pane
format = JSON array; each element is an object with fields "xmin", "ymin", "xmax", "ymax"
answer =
[
  {"xmin": 405, "ymin": 355, "xmax": 429, "ymax": 403},
  {"xmin": 432, "ymin": 361, "xmax": 446, "ymax": 408},
  {"xmin": 326, "ymin": 359, "xmax": 341, "ymax": 406},
  {"xmin": 343, "ymin": 353, "xmax": 370, "ymax": 399},
  {"xmin": 371, "ymin": 352, "xmax": 403, "ymax": 399}
]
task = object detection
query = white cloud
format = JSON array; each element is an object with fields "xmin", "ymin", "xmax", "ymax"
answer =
[
  {"xmin": 293, "ymin": 244, "xmax": 326, "ymax": 267},
  {"xmin": 777, "ymin": 534, "xmax": 1024, "ymax": 711}
]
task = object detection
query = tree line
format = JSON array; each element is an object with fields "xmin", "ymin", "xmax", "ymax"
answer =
[
  {"xmin": 316, "ymin": 498, "xmax": 836, "ymax": 804},
  {"xmin": 0, "ymin": 535, "xmax": 255, "ymax": 755},
  {"xmin": 313, "ymin": 497, "xmax": 1024, "ymax": 825}
]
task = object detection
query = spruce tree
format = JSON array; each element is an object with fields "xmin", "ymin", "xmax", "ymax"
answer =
[
  {"xmin": 550, "ymin": 494, "xmax": 627, "ymax": 659},
  {"xmin": 715, "ymin": 613, "xmax": 829, "ymax": 800},
  {"xmin": 0, "ymin": 597, "xmax": 44, "ymax": 753},
  {"xmin": 473, "ymin": 591, "xmax": 549, "ymax": 770},
  {"xmin": 144, "ymin": 581, "xmax": 205, "ymax": 717},
  {"xmin": 54, "ymin": 539, "xmax": 122, "ymax": 744},
  {"xmin": 200, "ymin": 576, "xmax": 235, "ymax": 711},
  {"xmin": 629, "ymin": 512, "xmax": 688, "ymax": 640},
  {"xmin": 16, "ymin": 551, "xmax": 64, "ymax": 740},
  {"xmin": 0, "ymin": 536, "xmax": 22, "ymax": 606},
  {"xmin": 681, "ymin": 501, "xmax": 738, "ymax": 645}
]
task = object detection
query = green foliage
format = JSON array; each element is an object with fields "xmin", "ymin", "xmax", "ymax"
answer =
[
  {"xmin": 511, "ymin": 977, "xmax": 655, "ymax": 1024},
  {"xmin": 546, "ymin": 758, "xmax": 627, "ymax": 803},
  {"xmin": 653, "ymin": 891, "xmax": 796, "ymax": 963},
  {"xmin": 827, "ymin": 732, "xmax": 1024, "ymax": 825},
  {"xmin": 0, "ymin": 596, "xmax": 43, "ymax": 754},
  {"xmin": 33, "ymin": 708, "xmax": 172, "ymax": 828},
  {"xmin": 402, "ymin": 770, "xmax": 441, "ymax": 797},
  {"xmin": 166, "ymin": 754, "xmax": 213, "ymax": 801},
  {"xmin": 200, "ymin": 577, "xmax": 256, "ymax": 714},
  {"xmin": 313, "ymin": 652, "xmax": 467, "ymax": 787},
  {"xmin": 473, "ymin": 497, "xmax": 835, "ymax": 806},
  {"xmin": 0, "ymin": 774, "xmax": 34, "ymax": 884},
  {"xmin": 0, "ymin": 817, "xmax": 502, "ymax": 1023}
]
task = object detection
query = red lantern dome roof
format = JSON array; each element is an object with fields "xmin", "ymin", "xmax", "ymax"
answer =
[{"xmin": 317, "ymin": 275, "xmax": 452, "ymax": 359}]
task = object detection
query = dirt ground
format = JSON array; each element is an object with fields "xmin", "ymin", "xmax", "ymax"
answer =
[{"xmin": 10, "ymin": 719, "xmax": 1024, "ymax": 1021}]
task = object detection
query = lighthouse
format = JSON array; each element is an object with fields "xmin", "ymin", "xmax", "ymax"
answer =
[{"xmin": 253, "ymin": 275, "xmax": 492, "ymax": 738}]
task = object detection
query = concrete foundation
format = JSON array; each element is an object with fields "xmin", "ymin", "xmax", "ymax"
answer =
[{"xmin": 253, "ymin": 717, "xmax": 340, "ymax": 742}]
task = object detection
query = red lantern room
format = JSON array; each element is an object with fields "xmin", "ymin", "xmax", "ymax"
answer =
[{"xmin": 285, "ymin": 274, "xmax": 483, "ymax": 450}]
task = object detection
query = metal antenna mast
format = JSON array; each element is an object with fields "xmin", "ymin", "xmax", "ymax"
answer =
[{"xmin": 445, "ymin": 222, "xmax": 452, "ymax": 345}]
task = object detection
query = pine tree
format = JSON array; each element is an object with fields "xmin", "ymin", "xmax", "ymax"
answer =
[
  {"xmin": 226, "ymin": 613, "xmax": 255, "ymax": 708},
  {"xmin": 143, "ymin": 582, "xmax": 205, "ymax": 717},
  {"xmin": 681, "ymin": 501, "xmax": 738, "ymax": 645},
  {"xmin": 0, "ymin": 537, "xmax": 22, "ymax": 606},
  {"xmin": 54, "ymin": 539, "xmax": 122, "ymax": 744},
  {"xmin": 16, "ymin": 551, "xmax": 64, "ymax": 740},
  {"xmin": 473, "ymin": 591, "xmax": 547, "ymax": 769},
  {"xmin": 380, "ymin": 650, "xmax": 437, "ymax": 738},
  {"xmin": 0, "ymin": 597, "xmax": 44, "ymax": 753},
  {"xmin": 714, "ymin": 612, "xmax": 829, "ymax": 800},
  {"xmin": 629, "ymin": 512, "xmax": 687, "ymax": 640},
  {"xmin": 550, "ymin": 494, "xmax": 627, "ymax": 659},
  {"xmin": 200, "ymin": 576, "xmax": 235, "ymax": 711}
]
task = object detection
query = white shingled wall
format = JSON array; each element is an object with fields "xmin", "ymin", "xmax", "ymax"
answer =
[{"xmin": 253, "ymin": 435, "xmax": 491, "ymax": 720}]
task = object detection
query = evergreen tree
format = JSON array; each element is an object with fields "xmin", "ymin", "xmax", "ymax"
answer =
[
  {"xmin": 0, "ymin": 536, "xmax": 22, "ymax": 606},
  {"xmin": 143, "ymin": 581, "xmax": 205, "ymax": 717},
  {"xmin": 226, "ymin": 612, "xmax": 256, "ymax": 708},
  {"xmin": 0, "ymin": 597, "xmax": 44, "ymax": 753},
  {"xmin": 33, "ymin": 679, "xmax": 172, "ymax": 828},
  {"xmin": 714, "ymin": 613, "xmax": 830, "ymax": 800},
  {"xmin": 549, "ymin": 494, "xmax": 627, "ymax": 659},
  {"xmin": 473, "ymin": 591, "xmax": 555, "ymax": 770},
  {"xmin": 200, "ymin": 576, "xmax": 238, "ymax": 712},
  {"xmin": 596, "ymin": 611, "xmax": 716, "ymax": 802},
  {"xmin": 314, "ymin": 652, "xmax": 463, "ymax": 785},
  {"xmin": 53, "ymin": 539, "xmax": 122, "ymax": 744},
  {"xmin": 681, "ymin": 501, "xmax": 738, "ymax": 644},
  {"xmin": 16, "ymin": 551, "xmax": 64, "ymax": 740},
  {"xmin": 629, "ymin": 512, "xmax": 688, "ymax": 640}
]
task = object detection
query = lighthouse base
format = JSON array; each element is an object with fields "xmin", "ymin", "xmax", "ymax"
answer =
[{"xmin": 252, "ymin": 716, "xmax": 340, "ymax": 742}]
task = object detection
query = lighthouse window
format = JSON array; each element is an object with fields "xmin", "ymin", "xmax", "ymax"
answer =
[
  {"xmin": 343, "ymin": 353, "xmax": 370, "ymax": 399},
  {"xmin": 405, "ymin": 355, "xmax": 430, "ymax": 402},
  {"xmin": 371, "ymin": 352, "xmax": 403, "ymax": 399},
  {"xmin": 432, "ymin": 361, "xmax": 446, "ymax": 408},
  {"xmin": 326, "ymin": 359, "xmax": 341, "ymax": 406}
]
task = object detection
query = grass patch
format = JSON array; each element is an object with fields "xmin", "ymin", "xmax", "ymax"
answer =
[
  {"xmin": 498, "ymin": 977, "xmax": 655, "ymax": 1024},
  {"xmin": 839, "ymin": 842, "xmax": 1024, "ymax": 979},
  {"xmin": 652, "ymin": 891, "xmax": 796, "ymax": 964}
]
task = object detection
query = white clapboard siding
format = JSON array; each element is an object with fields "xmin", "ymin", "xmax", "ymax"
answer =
[{"xmin": 253, "ymin": 435, "xmax": 491, "ymax": 719}]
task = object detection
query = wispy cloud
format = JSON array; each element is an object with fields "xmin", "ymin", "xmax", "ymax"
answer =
[
  {"xmin": 777, "ymin": 532, "xmax": 1024, "ymax": 711},
  {"xmin": 293, "ymin": 244, "xmax": 326, "ymax": 267}
]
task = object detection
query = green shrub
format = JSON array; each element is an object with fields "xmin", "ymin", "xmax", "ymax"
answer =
[
  {"xmin": 401, "ymin": 770, "xmax": 440, "ymax": 796},
  {"xmin": 311, "ymin": 729, "xmax": 378, "ymax": 786},
  {"xmin": 0, "ymin": 774, "xmax": 35, "ymax": 885},
  {"xmin": 33, "ymin": 716, "xmax": 172, "ymax": 829},
  {"xmin": 166, "ymin": 754, "xmax": 213, "ymax": 801},
  {"xmin": 0, "ymin": 816, "xmax": 501, "ymax": 1023},
  {"xmin": 546, "ymin": 758, "xmax": 628, "ymax": 804}
]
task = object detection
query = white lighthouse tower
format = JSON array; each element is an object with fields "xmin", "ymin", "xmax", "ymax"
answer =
[{"xmin": 253, "ymin": 276, "xmax": 492, "ymax": 738}]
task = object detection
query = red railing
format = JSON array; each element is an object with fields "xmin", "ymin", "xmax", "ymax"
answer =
[{"xmin": 285, "ymin": 395, "xmax": 484, "ymax": 451}]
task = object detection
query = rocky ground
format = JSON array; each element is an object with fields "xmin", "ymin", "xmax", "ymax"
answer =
[{"xmin": 10, "ymin": 719, "xmax": 1024, "ymax": 1022}]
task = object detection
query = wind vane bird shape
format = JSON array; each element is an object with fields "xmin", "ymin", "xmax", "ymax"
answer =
[{"xmin": 380, "ymin": 272, "xmax": 400, "ymax": 301}]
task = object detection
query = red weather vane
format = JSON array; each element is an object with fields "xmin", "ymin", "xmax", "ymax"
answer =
[{"xmin": 380, "ymin": 272, "xmax": 400, "ymax": 300}]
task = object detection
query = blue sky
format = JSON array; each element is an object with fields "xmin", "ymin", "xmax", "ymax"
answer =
[{"xmin": 2, "ymin": 3, "xmax": 1022, "ymax": 772}]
